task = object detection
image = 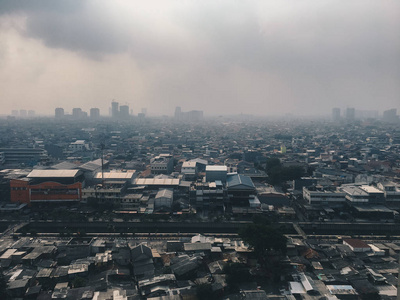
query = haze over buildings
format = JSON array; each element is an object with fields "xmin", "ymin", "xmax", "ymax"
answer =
[{"xmin": 0, "ymin": 1, "xmax": 399, "ymax": 116}]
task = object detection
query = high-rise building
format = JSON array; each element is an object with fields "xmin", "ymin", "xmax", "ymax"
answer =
[
  {"xmin": 120, "ymin": 105, "xmax": 129, "ymax": 119},
  {"xmin": 355, "ymin": 110, "xmax": 378, "ymax": 119},
  {"xmin": 187, "ymin": 110, "xmax": 203, "ymax": 122},
  {"xmin": 72, "ymin": 108, "xmax": 82, "ymax": 119},
  {"xmin": 111, "ymin": 101, "xmax": 119, "ymax": 118},
  {"xmin": 11, "ymin": 110, "xmax": 18, "ymax": 116},
  {"xmin": 19, "ymin": 110, "xmax": 27, "ymax": 117},
  {"xmin": 174, "ymin": 106, "xmax": 182, "ymax": 119},
  {"xmin": 346, "ymin": 107, "xmax": 355, "ymax": 121},
  {"xmin": 90, "ymin": 108, "xmax": 100, "ymax": 119},
  {"xmin": 28, "ymin": 110, "xmax": 35, "ymax": 117},
  {"xmin": 383, "ymin": 108, "xmax": 398, "ymax": 123},
  {"xmin": 141, "ymin": 108, "xmax": 147, "ymax": 116},
  {"xmin": 332, "ymin": 108, "xmax": 340, "ymax": 121},
  {"xmin": 55, "ymin": 108, "xmax": 64, "ymax": 118}
]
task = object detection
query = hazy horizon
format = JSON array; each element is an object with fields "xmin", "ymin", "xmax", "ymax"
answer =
[{"xmin": 1, "ymin": 1, "xmax": 399, "ymax": 116}]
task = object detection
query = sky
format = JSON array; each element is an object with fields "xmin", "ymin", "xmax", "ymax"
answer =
[{"xmin": 0, "ymin": 0, "xmax": 399, "ymax": 117}]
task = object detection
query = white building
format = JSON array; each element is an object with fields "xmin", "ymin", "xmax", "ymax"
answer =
[
  {"xmin": 206, "ymin": 165, "xmax": 228, "ymax": 183},
  {"xmin": 69, "ymin": 140, "xmax": 90, "ymax": 152},
  {"xmin": 150, "ymin": 154, "xmax": 174, "ymax": 174},
  {"xmin": 341, "ymin": 185, "xmax": 369, "ymax": 204},
  {"xmin": 303, "ymin": 187, "xmax": 346, "ymax": 205},
  {"xmin": 181, "ymin": 161, "xmax": 197, "ymax": 180},
  {"xmin": 341, "ymin": 185, "xmax": 385, "ymax": 204},
  {"xmin": 377, "ymin": 181, "xmax": 400, "ymax": 203},
  {"xmin": 154, "ymin": 189, "xmax": 173, "ymax": 211}
]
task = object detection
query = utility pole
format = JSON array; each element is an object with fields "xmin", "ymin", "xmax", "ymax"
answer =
[{"xmin": 101, "ymin": 143, "xmax": 105, "ymax": 187}]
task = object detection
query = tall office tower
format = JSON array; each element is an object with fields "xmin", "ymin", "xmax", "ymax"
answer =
[
  {"xmin": 55, "ymin": 108, "xmax": 64, "ymax": 118},
  {"xmin": 356, "ymin": 110, "xmax": 378, "ymax": 119},
  {"xmin": 19, "ymin": 110, "xmax": 27, "ymax": 117},
  {"xmin": 28, "ymin": 110, "xmax": 35, "ymax": 117},
  {"xmin": 120, "ymin": 105, "xmax": 129, "ymax": 119},
  {"xmin": 141, "ymin": 108, "xmax": 147, "ymax": 116},
  {"xmin": 332, "ymin": 108, "xmax": 340, "ymax": 121},
  {"xmin": 90, "ymin": 108, "xmax": 100, "ymax": 119},
  {"xmin": 111, "ymin": 101, "xmax": 119, "ymax": 118},
  {"xmin": 383, "ymin": 108, "xmax": 398, "ymax": 123},
  {"xmin": 11, "ymin": 110, "xmax": 18, "ymax": 116},
  {"xmin": 187, "ymin": 110, "xmax": 204, "ymax": 122},
  {"xmin": 346, "ymin": 107, "xmax": 355, "ymax": 121},
  {"xmin": 72, "ymin": 107, "xmax": 82, "ymax": 119},
  {"xmin": 174, "ymin": 106, "xmax": 182, "ymax": 119}
]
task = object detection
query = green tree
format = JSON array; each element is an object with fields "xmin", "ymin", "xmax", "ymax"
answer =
[
  {"xmin": 268, "ymin": 165, "xmax": 283, "ymax": 185},
  {"xmin": 239, "ymin": 219, "xmax": 287, "ymax": 268},
  {"xmin": 223, "ymin": 263, "xmax": 253, "ymax": 292},
  {"xmin": 281, "ymin": 166, "xmax": 304, "ymax": 181},
  {"xmin": 266, "ymin": 158, "xmax": 281, "ymax": 170},
  {"xmin": 196, "ymin": 283, "xmax": 215, "ymax": 300},
  {"xmin": 0, "ymin": 273, "xmax": 9, "ymax": 300},
  {"xmin": 71, "ymin": 276, "xmax": 87, "ymax": 288}
]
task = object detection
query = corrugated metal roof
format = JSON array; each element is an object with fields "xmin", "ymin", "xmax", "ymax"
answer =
[
  {"xmin": 226, "ymin": 174, "xmax": 255, "ymax": 189},
  {"xmin": 27, "ymin": 169, "xmax": 81, "ymax": 178},
  {"xmin": 94, "ymin": 171, "xmax": 135, "ymax": 179},
  {"xmin": 155, "ymin": 189, "xmax": 173, "ymax": 199},
  {"xmin": 206, "ymin": 165, "xmax": 227, "ymax": 172},
  {"xmin": 79, "ymin": 159, "xmax": 107, "ymax": 171},
  {"xmin": 50, "ymin": 161, "xmax": 79, "ymax": 170},
  {"xmin": 182, "ymin": 161, "xmax": 197, "ymax": 168},
  {"xmin": 135, "ymin": 178, "xmax": 180, "ymax": 185}
]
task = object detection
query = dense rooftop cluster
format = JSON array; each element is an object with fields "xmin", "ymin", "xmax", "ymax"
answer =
[{"xmin": 0, "ymin": 115, "xmax": 400, "ymax": 298}]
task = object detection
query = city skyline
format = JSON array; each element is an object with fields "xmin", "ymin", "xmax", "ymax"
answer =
[
  {"xmin": 1, "ymin": 1, "xmax": 399, "ymax": 116},
  {"xmin": 4, "ymin": 104, "xmax": 399, "ymax": 121}
]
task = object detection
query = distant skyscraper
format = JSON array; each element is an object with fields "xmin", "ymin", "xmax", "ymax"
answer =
[
  {"xmin": 141, "ymin": 108, "xmax": 147, "ymax": 116},
  {"xmin": 111, "ymin": 101, "xmax": 119, "ymax": 118},
  {"xmin": 120, "ymin": 105, "xmax": 129, "ymax": 119},
  {"xmin": 355, "ymin": 110, "xmax": 378, "ymax": 119},
  {"xmin": 383, "ymin": 108, "xmax": 398, "ymax": 123},
  {"xmin": 11, "ymin": 110, "xmax": 18, "ymax": 116},
  {"xmin": 174, "ymin": 106, "xmax": 182, "ymax": 119},
  {"xmin": 55, "ymin": 108, "xmax": 64, "ymax": 118},
  {"xmin": 28, "ymin": 110, "xmax": 35, "ymax": 117},
  {"xmin": 19, "ymin": 110, "xmax": 27, "ymax": 117},
  {"xmin": 187, "ymin": 110, "xmax": 204, "ymax": 122},
  {"xmin": 90, "ymin": 108, "xmax": 100, "ymax": 119},
  {"xmin": 346, "ymin": 107, "xmax": 355, "ymax": 121},
  {"xmin": 72, "ymin": 108, "xmax": 82, "ymax": 119},
  {"xmin": 332, "ymin": 108, "xmax": 340, "ymax": 121}
]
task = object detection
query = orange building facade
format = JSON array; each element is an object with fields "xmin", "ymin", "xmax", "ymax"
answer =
[{"xmin": 10, "ymin": 179, "xmax": 82, "ymax": 205}]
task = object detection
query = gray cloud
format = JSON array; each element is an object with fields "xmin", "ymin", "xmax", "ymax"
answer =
[{"xmin": 0, "ymin": 0, "xmax": 399, "ymax": 115}]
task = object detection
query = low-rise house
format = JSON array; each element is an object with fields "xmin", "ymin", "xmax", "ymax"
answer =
[
  {"xmin": 170, "ymin": 254, "xmax": 203, "ymax": 279},
  {"xmin": 138, "ymin": 274, "xmax": 176, "ymax": 297},
  {"xmin": 303, "ymin": 187, "xmax": 346, "ymax": 205},
  {"xmin": 131, "ymin": 244, "xmax": 155, "ymax": 279},
  {"xmin": 154, "ymin": 189, "xmax": 173, "ymax": 211},
  {"xmin": 7, "ymin": 278, "xmax": 30, "ymax": 298},
  {"xmin": 343, "ymin": 239, "xmax": 371, "ymax": 253},
  {"xmin": 184, "ymin": 243, "xmax": 212, "ymax": 253},
  {"xmin": 151, "ymin": 155, "xmax": 174, "ymax": 174}
]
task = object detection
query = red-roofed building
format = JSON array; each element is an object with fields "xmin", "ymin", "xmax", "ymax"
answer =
[
  {"xmin": 10, "ymin": 169, "xmax": 83, "ymax": 205},
  {"xmin": 343, "ymin": 239, "xmax": 371, "ymax": 252}
]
